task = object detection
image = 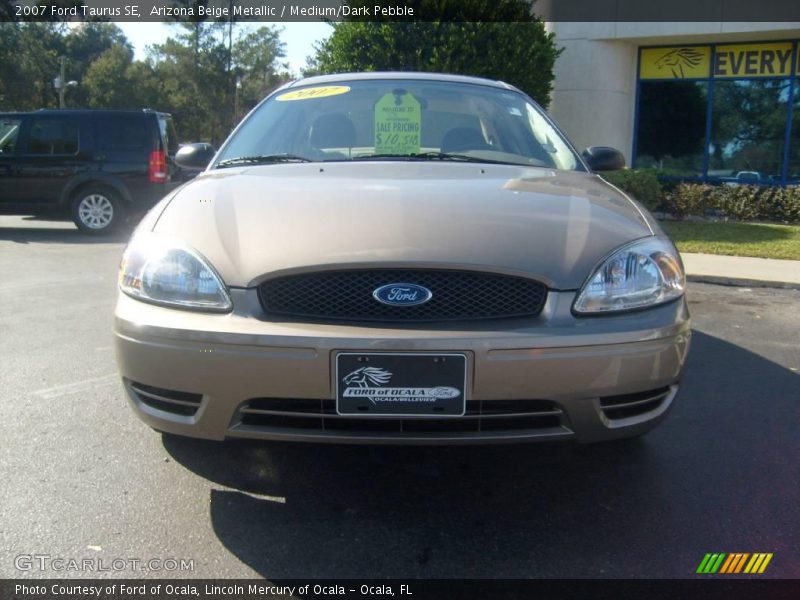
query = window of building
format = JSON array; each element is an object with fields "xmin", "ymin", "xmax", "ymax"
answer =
[
  {"xmin": 635, "ymin": 81, "xmax": 708, "ymax": 176},
  {"xmin": 634, "ymin": 41, "xmax": 798, "ymax": 185},
  {"xmin": 708, "ymin": 79, "xmax": 790, "ymax": 183},
  {"xmin": 789, "ymin": 81, "xmax": 800, "ymax": 183}
]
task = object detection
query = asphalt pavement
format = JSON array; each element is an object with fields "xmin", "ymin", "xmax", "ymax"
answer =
[{"xmin": 1, "ymin": 216, "xmax": 798, "ymax": 579}]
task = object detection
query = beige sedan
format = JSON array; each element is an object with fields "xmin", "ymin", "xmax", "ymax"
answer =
[{"xmin": 114, "ymin": 73, "xmax": 690, "ymax": 444}]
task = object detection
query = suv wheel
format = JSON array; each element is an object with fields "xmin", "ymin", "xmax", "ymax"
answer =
[{"xmin": 72, "ymin": 188, "xmax": 123, "ymax": 234}]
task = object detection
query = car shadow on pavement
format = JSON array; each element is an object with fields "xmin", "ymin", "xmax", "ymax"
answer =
[
  {"xmin": 162, "ymin": 330, "xmax": 800, "ymax": 578},
  {"xmin": 0, "ymin": 225, "xmax": 131, "ymax": 244}
]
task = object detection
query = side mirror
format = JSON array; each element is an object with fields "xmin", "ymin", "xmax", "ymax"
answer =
[
  {"xmin": 175, "ymin": 143, "xmax": 216, "ymax": 170},
  {"xmin": 582, "ymin": 146, "xmax": 626, "ymax": 171}
]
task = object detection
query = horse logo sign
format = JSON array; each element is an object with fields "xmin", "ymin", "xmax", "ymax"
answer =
[
  {"xmin": 654, "ymin": 48, "xmax": 706, "ymax": 78},
  {"xmin": 343, "ymin": 366, "xmax": 394, "ymax": 389},
  {"xmin": 640, "ymin": 45, "xmax": 711, "ymax": 79}
]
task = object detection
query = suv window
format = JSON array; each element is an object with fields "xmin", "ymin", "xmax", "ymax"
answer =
[
  {"xmin": 0, "ymin": 118, "xmax": 21, "ymax": 154},
  {"xmin": 158, "ymin": 115, "xmax": 178, "ymax": 155},
  {"xmin": 27, "ymin": 118, "xmax": 79, "ymax": 155},
  {"xmin": 96, "ymin": 114, "xmax": 148, "ymax": 151}
]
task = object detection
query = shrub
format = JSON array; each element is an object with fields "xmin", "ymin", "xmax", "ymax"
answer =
[
  {"xmin": 710, "ymin": 185, "xmax": 760, "ymax": 221},
  {"xmin": 600, "ymin": 169, "xmax": 663, "ymax": 211},
  {"xmin": 662, "ymin": 183, "xmax": 800, "ymax": 223},
  {"xmin": 666, "ymin": 183, "xmax": 714, "ymax": 218},
  {"xmin": 760, "ymin": 186, "xmax": 800, "ymax": 223}
]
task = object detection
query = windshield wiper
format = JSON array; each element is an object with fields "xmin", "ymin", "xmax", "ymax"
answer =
[
  {"xmin": 216, "ymin": 154, "xmax": 312, "ymax": 168},
  {"xmin": 352, "ymin": 152, "xmax": 513, "ymax": 165}
]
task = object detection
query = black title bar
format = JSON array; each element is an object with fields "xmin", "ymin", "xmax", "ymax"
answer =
[
  {"xmin": 2, "ymin": 0, "xmax": 800, "ymax": 22},
  {"xmin": 4, "ymin": 579, "xmax": 800, "ymax": 600}
]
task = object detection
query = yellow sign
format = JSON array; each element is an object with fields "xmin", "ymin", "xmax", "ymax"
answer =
[
  {"xmin": 275, "ymin": 86, "xmax": 350, "ymax": 101},
  {"xmin": 374, "ymin": 92, "xmax": 421, "ymax": 155},
  {"xmin": 640, "ymin": 46, "xmax": 711, "ymax": 79},
  {"xmin": 713, "ymin": 42, "xmax": 793, "ymax": 78}
]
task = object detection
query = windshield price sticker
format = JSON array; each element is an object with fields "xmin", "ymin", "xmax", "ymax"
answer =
[
  {"xmin": 374, "ymin": 92, "xmax": 421, "ymax": 154},
  {"xmin": 276, "ymin": 86, "xmax": 350, "ymax": 101}
]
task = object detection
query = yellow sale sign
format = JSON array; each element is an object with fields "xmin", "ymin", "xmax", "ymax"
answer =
[
  {"xmin": 640, "ymin": 42, "xmax": 796, "ymax": 79},
  {"xmin": 640, "ymin": 46, "xmax": 711, "ymax": 79},
  {"xmin": 712, "ymin": 42, "xmax": 794, "ymax": 78}
]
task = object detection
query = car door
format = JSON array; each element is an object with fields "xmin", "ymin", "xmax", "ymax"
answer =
[{"xmin": 12, "ymin": 114, "xmax": 86, "ymax": 207}]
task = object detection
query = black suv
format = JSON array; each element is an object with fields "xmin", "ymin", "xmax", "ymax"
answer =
[{"xmin": 0, "ymin": 109, "xmax": 183, "ymax": 234}]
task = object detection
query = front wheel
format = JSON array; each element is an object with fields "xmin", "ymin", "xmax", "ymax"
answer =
[{"xmin": 71, "ymin": 188, "xmax": 124, "ymax": 234}]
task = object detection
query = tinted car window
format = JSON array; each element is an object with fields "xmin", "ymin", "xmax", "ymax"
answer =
[
  {"xmin": 0, "ymin": 118, "xmax": 21, "ymax": 154},
  {"xmin": 158, "ymin": 115, "xmax": 178, "ymax": 155},
  {"xmin": 96, "ymin": 114, "xmax": 148, "ymax": 151},
  {"xmin": 27, "ymin": 118, "xmax": 79, "ymax": 155}
]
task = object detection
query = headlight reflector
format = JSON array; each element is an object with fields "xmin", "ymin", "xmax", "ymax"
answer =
[
  {"xmin": 573, "ymin": 238, "xmax": 685, "ymax": 314},
  {"xmin": 119, "ymin": 234, "xmax": 232, "ymax": 312}
]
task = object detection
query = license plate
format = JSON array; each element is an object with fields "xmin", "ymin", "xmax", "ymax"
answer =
[{"xmin": 335, "ymin": 353, "xmax": 467, "ymax": 416}]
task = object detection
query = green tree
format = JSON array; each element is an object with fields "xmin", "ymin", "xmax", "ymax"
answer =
[
  {"xmin": 0, "ymin": 20, "xmax": 289, "ymax": 145},
  {"xmin": 0, "ymin": 22, "xmax": 130, "ymax": 110},
  {"xmin": 147, "ymin": 23, "xmax": 228, "ymax": 143},
  {"xmin": 232, "ymin": 26, "xmax": 290, "ymax": 119},
  {"xmin": 82, "ymin": 44, "xmax": 135, "ymax": 108},
  {"xmin": 62, "ymin": 22, "xmax": 130, "ymax": 106},
  {"xmin": 148, "ymin": 23, "xmax": 288, "ymax": 144},
  {"xmin": 0, "ymin": 23, "xmax": 65, "ymax": 110},
  {"xmin": 307, "ymin": 0, "xmax": 560, "ymax": 106}
]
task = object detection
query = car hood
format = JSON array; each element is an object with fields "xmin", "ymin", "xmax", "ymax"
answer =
[{"xmin": 152, "ymin": 162, "xmax": 653, "ymax": 289}]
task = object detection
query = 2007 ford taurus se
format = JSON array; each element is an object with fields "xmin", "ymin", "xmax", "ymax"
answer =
[{"xmin": 114, "ymin": 72, "xmax": 690, "ymax": 444}]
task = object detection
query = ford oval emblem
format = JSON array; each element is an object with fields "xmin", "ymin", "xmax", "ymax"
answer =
[{"xmin": 372, "ymin": 283, "xmax": 433, "ymax": 307}]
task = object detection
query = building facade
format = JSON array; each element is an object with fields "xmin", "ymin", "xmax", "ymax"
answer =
[{"xmin": 546, "ymin": 23, "xmax": 800, "ymax": 184}]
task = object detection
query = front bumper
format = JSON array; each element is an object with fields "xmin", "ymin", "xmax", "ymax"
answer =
[{"xmin": 113, "ymin": 289, "xmax": 691, "ymax": 444}]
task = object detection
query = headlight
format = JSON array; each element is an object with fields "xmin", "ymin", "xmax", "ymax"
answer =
[
  {"xmin": 119, "ymin": 233, "xmax": 232, "ymax": 312},
  {"xmin": 573, "ymin": 237, "xmax": 685, "ymax": 314}
]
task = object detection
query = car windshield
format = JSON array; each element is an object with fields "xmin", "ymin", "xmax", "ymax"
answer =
[{"xmin": 214, "ymin": 79, "xmax": 582, "ymax": 171}]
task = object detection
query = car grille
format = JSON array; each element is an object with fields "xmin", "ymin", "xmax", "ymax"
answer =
[
  {"xmin": 128, "ymin": 381, "xmax": 203, "ymax": 417},
  {"xmin": 230, "ymin": 397, "xmax": 568, "ymax": 436},
  {"xmin": 599, "ymin": 387, "xmax": 673, "ymax": 421},
  {"xmin": 258, "ymin": 269, "xmax": 547, "ymax": 322}
]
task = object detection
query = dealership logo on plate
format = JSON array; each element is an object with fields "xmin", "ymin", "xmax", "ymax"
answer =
[
  {"xmin": 342, "ymin": 367, "xmax": 460, "ymax": 405},
  {"xmin": 372, "ymin": 283, "xmax": 433, "ymax": 306}
]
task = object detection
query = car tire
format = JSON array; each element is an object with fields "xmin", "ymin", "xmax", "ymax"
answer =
[{"xmin": 71, "ymin": 187, "xmax": 124, "ymax": 234}]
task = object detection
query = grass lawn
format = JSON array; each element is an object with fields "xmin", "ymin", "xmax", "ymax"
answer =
[{"xmin": 660, "ymin": 220, "xmax": 800, "ymax": 260}]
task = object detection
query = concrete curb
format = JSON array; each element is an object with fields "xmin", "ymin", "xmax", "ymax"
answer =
[{"xmin": 686, "ymin": 274, "xmax": 800, "ymax": 290}]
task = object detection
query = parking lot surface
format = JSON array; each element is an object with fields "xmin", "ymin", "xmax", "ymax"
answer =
[{"xmin": 1, "ymin": 216, "xmax": 798, "ymax": 579}]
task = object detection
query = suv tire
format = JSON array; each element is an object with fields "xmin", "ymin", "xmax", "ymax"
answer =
[{"xmin": 71, "ymin": 186, "xmax": 124, "ymax": 234}]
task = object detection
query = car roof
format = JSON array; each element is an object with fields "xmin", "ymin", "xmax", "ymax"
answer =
[
  {"xmin": 281, "ymin": 71, "xmax": 521, "ymax": 93},
  {"xmin": 0, "ymin": 109, "xmax": 171, "ymax": 117}
]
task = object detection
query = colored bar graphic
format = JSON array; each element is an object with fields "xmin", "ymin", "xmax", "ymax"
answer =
[
  {"xmin": 719, "ymin": 553, "xmax": 745, "ymax": 574},
  {"xmin": 734, "ymin": 553, "xmax": 749, "ymax": 573},
  {"xmin": 758, "ymin": 554, "xmax": 773, "ymax": 573},
  {"xmin": 697, "ymin": 554, "xmax": 714, "ymax": 573},
  {"xmin": 719, "ymin": 554, "xmax": 736, "ymax": 573},
  {"xmin": 745, "ymin": 554, "xmax": 761, "ymax": 573},
  {"xmin": 697, "ymin": 553, "xmax": 726, "ymax": 573},
  {"xmin": 699, "ymin": 552, "xmax": 773, "ymax": 574}
]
